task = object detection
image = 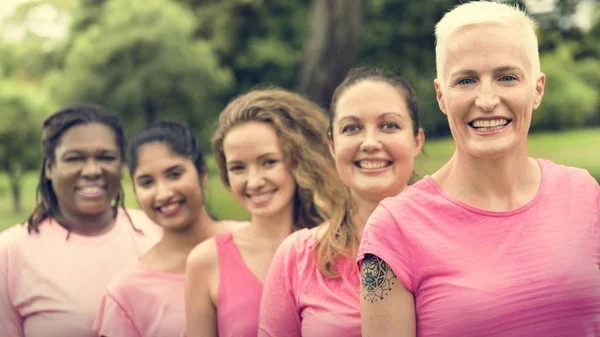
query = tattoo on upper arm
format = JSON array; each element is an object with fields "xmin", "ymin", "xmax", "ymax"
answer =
[{"xmin": 360, "ymin": 254, "xmax": 397, "ymax": 303}]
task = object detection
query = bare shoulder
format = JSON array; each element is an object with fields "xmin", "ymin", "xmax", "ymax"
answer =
[{"xmin": 187, "ymin": 237, "xmax": 219, "ymax": 273}]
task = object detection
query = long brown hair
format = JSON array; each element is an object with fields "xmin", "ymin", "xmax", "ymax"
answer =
[
  {"xmin": 212, "ymin": 88, "xmax": 346, "ymax": 230},
  {"xmin": 316, "ymin": 66, "xmax": 423, "ymax": 278}
]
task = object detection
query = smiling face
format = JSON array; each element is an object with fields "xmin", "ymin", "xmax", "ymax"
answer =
[
  {"xmin": 132, "ymin": 142, "xmax": 205, "ymax": 232},
  {"xmin": 45, "ymin": 123, "xmax": 122, "ymax": 217},
  {"xmin": 434, "ymin": 23, "xmax": 545, "ymax": 159},
  {"xmin": 329, "ymin": 80, "xmax": 424, "ymax": 202},
  {"xmin": 223, "ymin": 121, "xmax": 296, "ymax": 221}
]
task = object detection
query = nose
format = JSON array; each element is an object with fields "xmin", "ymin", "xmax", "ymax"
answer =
[
  {"xmin": 246, "ymin": 167, "xmax": 266, "ymax": 190},
  {"xmin": 81, "ymin": 159, "xmax": 102, "ymax": 178},
  {"xmin": 475, "ymin": 80, "xmax": 500, "ymax": 112},
  {"xmin": 155, "ymin": 180, "xmax": 174, "ymax": 203},
  {"xmin": 360, "ymin": 129, "xmax": 383, "ymax": 152}
]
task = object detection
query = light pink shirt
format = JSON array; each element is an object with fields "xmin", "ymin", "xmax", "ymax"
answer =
[
  {"xmin": 93, "ymin": 261, "xmax": 185, "ymax": 337},
  {"xmin": 258, "ymin": 228, "xmax": 361, "ymax": 337},
  {"xmin": 358, "ymin": 159, "xmax": 600, "ymax": 336},
  {"xmin": 93, "ymin": 221, "xmax": 247, "ymax": 337},
  {"xmin": 0, "ymin": 209, "xmax": 162, "ymax": 337}
]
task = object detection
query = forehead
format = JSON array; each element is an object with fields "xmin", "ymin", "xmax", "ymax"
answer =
[
  {"xmin": 444, "ymin": 24, "xmax": 531, "ymax": 77},
  {"xmin": 56, "ymin": 123, "xmax": 118, "ymax": 153},
  {"xmin": 135, "ymin": 142, "xmax": 189, "ymax": 175},
  {"xmin": 335, "ymin": 80, "xmax": 409, "ymax": 121},
  {"xmin": 223, "ymin": 122, "xmax": 282, "ymax": 161}
]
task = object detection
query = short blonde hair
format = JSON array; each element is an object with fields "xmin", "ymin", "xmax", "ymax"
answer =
[{"xmin": 435, "ymin": 1, "xmax": 540, "ymax": 85}]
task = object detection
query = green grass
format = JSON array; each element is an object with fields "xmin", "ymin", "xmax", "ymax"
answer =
[{"xmin": 1, "ymin": 128, "xmax": 599, "ymax": 232}]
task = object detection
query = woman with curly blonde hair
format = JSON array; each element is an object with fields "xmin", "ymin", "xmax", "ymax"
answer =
[{"xmin": 184, "ymin": 88, "xmax": 346, "ymax": 337}]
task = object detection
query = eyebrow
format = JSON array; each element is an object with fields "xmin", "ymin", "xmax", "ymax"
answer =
[
  {"xmin": 135, "ymin": 164, "xmax": 183, "ymax": 181},
  {"xmin": 451, "ymin": 66, "xmax": 523, "ymax": 78},
  {"xmin": 226, "ymin": 152, "xmax": 279, "ymax": 165},
  {"xmin": 338, "ymin": 112, "xmax": 403, "ymax": 122}
]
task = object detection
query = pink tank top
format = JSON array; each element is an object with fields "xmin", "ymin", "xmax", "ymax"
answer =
[{"xmin": 216, "ymin": 232, "xmax": 263, "ymax": 337}]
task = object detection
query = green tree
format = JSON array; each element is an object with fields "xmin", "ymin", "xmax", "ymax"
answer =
[
  {"xmin": 534, "ymin": 44, "xmax": 598, "ymax": 130},
  {"xmin": 53, "ymin": 0, "xmax": 232, "ymax": 132},
  {"xmin": 0, "ymin": 81, "xmax": 54, "ymax": 212}
]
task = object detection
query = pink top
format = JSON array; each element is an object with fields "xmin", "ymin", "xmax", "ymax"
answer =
[
  {"xmin": 92, "ymin": 220, "xmax": 247, "ymax": 337},
  {"xmin": 93, "ymin": 261, "xmax": 185, "ymax": 337},
  {"xmin": 258, "ymin": 228, "xmax": 361, "ymax": 337},
  {"xmin": 216, "ymin": 232, "xmax": 263, "ymax": 337},
  {"xmin": 358, "ymin": 159, "xmax": 600, "ymax": 337},
  {"xmin": 0, "ymin": 209, "xmax": 162, "ymax": 337}
]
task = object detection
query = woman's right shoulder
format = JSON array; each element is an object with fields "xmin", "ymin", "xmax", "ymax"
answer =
[
  {"xmin": 187, "ymin": 237, "xmax": 219, "ymax": 272},
  {"xmin": 272, "ymin": 228, "xmax": 318, "ymax": 271},
  {"xmin": 0, "ymin": 222, "xmax": 31, "ymax": 249}
]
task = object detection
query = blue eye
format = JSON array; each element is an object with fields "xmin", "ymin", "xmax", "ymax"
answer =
[
  {"xmin": 457, "ymin": 78, "xmax": 475, "ymax": 85},
  {"xmin": 342, "ymin": 124, "xmax": 361, "ymax": 133}
]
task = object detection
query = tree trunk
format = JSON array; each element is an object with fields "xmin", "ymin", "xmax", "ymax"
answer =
[
  {"xmin": 144, "ymin": 98, "xmax": 157, "ymax": 123},
  {"xmin": 8, "ymin": 162, "xmax": 23, "ymax": 213},
  {"xmin": 299, "ymin": 0, "xmax": 363, "ymax": 109}
]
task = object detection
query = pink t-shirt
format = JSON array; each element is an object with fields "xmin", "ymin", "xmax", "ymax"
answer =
[
  {"xmin": 216, "ymin": 232, "xmax": 263, "ymax": 337},
  {"xmin": 92, "ymin": 221, "xmax": 247, "ymax": 337},
  {"xmin": 0, "ymin": 208, "xmax": 162, "ymax": 337},
  {"xmin": 358, "ymin": 159, "xmax": 600, "ymax": 336},
  {"xmin": 258, "ymin": 228, "xmax": 361, "ymax": 337},
  {"xmin": 93, "ymin": 261, "xmax": 185, "ymax": 337}
]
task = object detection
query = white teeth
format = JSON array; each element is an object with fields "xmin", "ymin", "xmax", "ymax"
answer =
[
  {"xmin": 249, "ymin": 192, "xmax": 273, "ymax": 203},
  {"xmin": 160, "ymin": 203, "xmax": 180, "ymax": 213},
  {"xmin": 81, "ymin": 186, "xmax": 102, "ymax": 194},
  {"xmin": 471, "ymin": 119, "xmax": 509, "ymax": 128},
  {"xmin": 358, "ymin": 161, "xmax": 389, "ymax": 170}
]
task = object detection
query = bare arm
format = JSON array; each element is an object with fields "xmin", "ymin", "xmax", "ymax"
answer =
[
  {"xmin": 184, "ymin": 240, "xmax": 219, "ymax": 337},
  {"xmin": 360, "ymin": 254, "xmax": 416, "ymax": 337}
]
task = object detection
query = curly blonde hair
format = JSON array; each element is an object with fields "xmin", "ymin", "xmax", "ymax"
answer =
[{"xmin": 212, "ymin": 88, "xmax": 346, "ymax": 230}]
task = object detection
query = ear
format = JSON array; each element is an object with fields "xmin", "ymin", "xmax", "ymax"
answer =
[
  {"xmin": 434, "ymin": 78, "xmax": 447, "ymax": 115},
  {"xmin": 327, "ymin": 137, "xmax": 335, "ymax": 158},
  {"xmin": 44, "ymin": 160, "xmax": 53, "ymax": 181},
  {"xmin": 413, "ymin": 128, "xmax": 425, "ymax": 157},
  {"xmin": 532, "ymin": 72, "xmax": 546, "ymax": 111}
]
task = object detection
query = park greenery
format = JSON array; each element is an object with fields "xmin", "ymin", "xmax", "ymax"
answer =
[{"xmin": 0, "ymin": 0, "xmax": 598, "ymax": 228}]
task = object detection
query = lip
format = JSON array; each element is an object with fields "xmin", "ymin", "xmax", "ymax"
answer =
[
  {"xmin": 75, "ymin": 184, "xmax": 107, "ymax": 199},
  {"xmin": 246, "ymin": 189, "xmax": 277, "ymax": 206},
  {"xmin": 354, "ymin": 158, "xmax": 393, "ymax": 173},
  {"xmin": 469, "ymin": 120, "xmax": 512, "ymax": 136},
  {"xmin": 155, "ymin": 200, "xmax": 185, "ymax": 217}
]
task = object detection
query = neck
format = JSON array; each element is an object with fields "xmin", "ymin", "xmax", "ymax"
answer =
[
  {"xmin": 435, "ymin": 145, "xmax": 541, "ymax": 211},
  {"xmin": 158, "ymin": 207, "xmax": 218, "ymax": 256},
  {"xmin": 349, "ymin": 192, "xmax": 380, "ymax": 241},
  {"xmin": 144, "ymin": 207, "xmax": 219, "ymax": 273},
  {"xmin": 55, "ymin": 206, "xmax": 116, "ymax": 236},
  {"xmin": 248, "ymin": 207, "xmax": 295, "ymax": 243}
]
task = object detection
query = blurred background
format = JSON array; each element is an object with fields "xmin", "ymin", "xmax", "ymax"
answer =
[{"xmin": 0, "ymin": 0, "xmax": 598, "ymax": 230}]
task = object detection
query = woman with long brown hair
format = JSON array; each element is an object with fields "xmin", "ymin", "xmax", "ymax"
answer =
[{"xmin": 258, "ymin": 67, "xmax": 425, "ymax": 337}]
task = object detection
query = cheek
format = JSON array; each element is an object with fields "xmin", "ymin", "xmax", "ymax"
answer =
[
  {"xmin": 227, "ymin": 176, "xmax": 246, "ymax": 198},
  {"xmin": 333, "ymin": 138, "xmax": 359, "ymax": 165},
  {"xmin": 134, "ymin": 190, "xmax": 154, "ymax": 210}
]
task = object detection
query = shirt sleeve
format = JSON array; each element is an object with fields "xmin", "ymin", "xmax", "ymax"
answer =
[
  {"xmin": 0, "ymin": 230, "xmax": 25, "ymax": 337},
  {"xmin": 93, "ymin": 292, "xmax": 141, "ymax": 337},
  {"xmin": 357, "ymin": 203, "xmax": 416, "ymax": 292},
  {"xmin": 258, "ymin": 232, "xmax": 303, "ymax": 337}
]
